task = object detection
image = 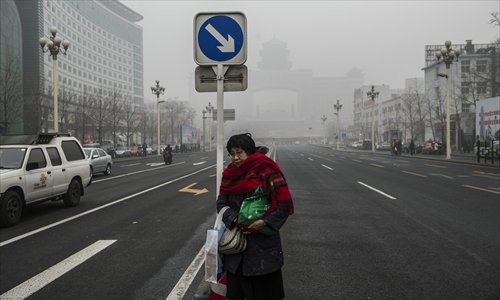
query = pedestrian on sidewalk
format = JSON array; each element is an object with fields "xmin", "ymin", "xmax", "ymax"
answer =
[
  {"xmin": 410, "ymin": 139, "xmax": 415, "ymax": 155},
  {"xmin": 216, "ymin": 133, "xmax": 294, "ymax": 300}
]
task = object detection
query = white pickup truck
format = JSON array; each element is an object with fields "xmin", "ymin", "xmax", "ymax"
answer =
[{"xmin": 0, "ymin": 133, "xmax": 92, "ymax": 227}]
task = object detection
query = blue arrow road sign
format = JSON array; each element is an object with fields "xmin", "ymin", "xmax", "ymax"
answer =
[{"xmin": 194, "ymin": 12, "xmax": 246, "ymax": 65}]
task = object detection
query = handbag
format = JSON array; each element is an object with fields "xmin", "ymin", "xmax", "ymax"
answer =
[
  {"xmin": 238, "ymin": 186, "xmax": 276, "ymax": 235},
  {"xmin": 218, "ymin": 223, "xmax": 247, "ymax": 255}
]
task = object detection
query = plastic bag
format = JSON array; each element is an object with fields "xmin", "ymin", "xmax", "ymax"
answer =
[
  {"xmin": 205, "ymin": 207, "xmax": 229, "ymax": 283},
  {"xmin": 238, "ymin": 187, "xmax": 276, "ymax": 235}
]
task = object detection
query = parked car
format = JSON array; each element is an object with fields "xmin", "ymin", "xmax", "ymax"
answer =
[
  {"xmin": 0, "ymin": 133, "xmax": 92, "ymax": 226},
  {"xmin": 377, "ymin": 142, "xmax": 391, "ymax": 151},
  {"xmin": 115, "ymin": 147, "xmax": 131, "ymax": 158},
  {"xmin": 421, "ymin": 141, "xmax": 444, "ymax": 154},
  {"xmin": 130, "ymin": 146, "xmax": 142, "ymax": 156},
  {"xmin": 350, "ymin": 141, "xmax": 363, "ymax": 149},
  {"xmin": 83, "ymin": 147, "xmax": 112, "ymax": 176}
]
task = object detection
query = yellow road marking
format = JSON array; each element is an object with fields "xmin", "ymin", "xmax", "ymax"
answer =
[
  {"xmin": 463, "ymin": 185, "xmax": 500, "ymax": 195},
  {"xmin": 402, "ymin": 170, "xmax": 427, "ymax": 178},
  {"xmin": 179, "ymin": 182, "xmax": 208, "ymax": 195}
]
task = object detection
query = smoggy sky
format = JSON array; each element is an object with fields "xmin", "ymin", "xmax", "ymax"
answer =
[{"xmin": 123, "ymin": 0, "xmax": 498, "ymax": 105}]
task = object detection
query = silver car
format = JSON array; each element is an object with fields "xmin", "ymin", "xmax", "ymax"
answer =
[{"xmin": 83, "ymin": 147, "xmax": 112, "ymax": 176}]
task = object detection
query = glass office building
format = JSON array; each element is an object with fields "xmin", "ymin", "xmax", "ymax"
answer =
[{"xmin": 3, "ymin": 0, "xmax": 144, "ymax": 135}]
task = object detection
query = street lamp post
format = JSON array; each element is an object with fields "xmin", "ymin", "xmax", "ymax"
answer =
[
  {"xmin": 333, "ymin": 99, "xmax": 343, "ymax": 150},
  {"xmin": 436, "ymin": 40, "xmax": 460, "ymax": 160},
  {"xmin": 202, "ymin": 110, "xmax": 207, "ymax": 151},
  {"xmin": 39, "ymin": 26, "xmax": 70, "ymax": 133},
  {"xmin": 367, "ymin": 85, "xmax": 380, "ymax": 153},
  {"xmin": 151, "ymin": 80, "xmax": 165, "ymax": 157},
  {"xmin": 321, "ymin": 115, "xmax": 327, "ymax": 144},
  {"xmin": 205, "ymin": 102, "xmax": 214, "ymax": 151}
]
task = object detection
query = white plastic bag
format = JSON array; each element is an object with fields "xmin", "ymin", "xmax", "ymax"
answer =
[{"xmin": 205, "ymin": 207, "xmax": 229, "ymax": 283}]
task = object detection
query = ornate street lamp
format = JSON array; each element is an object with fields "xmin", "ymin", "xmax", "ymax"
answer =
[
  {"xmin": 321, "ymin": 115, "xmax": 327, "ymax": 144},
  {"xmin": 39, "ymin": 26, "xmax": 70, "ymax": 133},
  {"xmin": 436, "ymin": 40, "xmax": 460, "ymax": 160},
  {"xmin": 151, "ymin": 80, "xmax": 165, "ymax": 156},
  {"xmin": 205, "ymin": 102, "xmax": 214, "ymax": 151},
  {"xmin": 333, "ymin": 99, "xmax": 343, "ymax": 150},
  {"xmin": 367, "ymin": 85, "xmax": 379, "ymax": 152}
]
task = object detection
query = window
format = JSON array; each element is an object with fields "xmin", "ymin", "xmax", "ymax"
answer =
[
  {"xmin": 477, "ymin": 82, "xmax": 487, "ymax": 94},
  {"xmin": 61, "ymin": 141, "xmax": 85, "ymax": 161},
  {"xmin": 27, "ymin": 148, "xmax": 47, "ymax": 170},
  {"xmin": 476, "ymin": 60, "xmax": 487, "ymax": 73},
  {"xmin": 98, "ymin": 149, "xmax": 106, "ymax": 157},
  {"xmin": 461, "ymin": 82, "xmax": 470, "ymax": 94},
  {"xmin": 461, "ymin": 60, "xmax": 470, "ymax": 73},
  {"xmin": 46, "ymin": 147, "xmax": 62, "ymax": 166}
]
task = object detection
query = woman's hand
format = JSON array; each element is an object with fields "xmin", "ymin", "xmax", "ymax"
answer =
[{"xmin": 243, "ymin": 219, "xmax": 266, "ymax": 234}]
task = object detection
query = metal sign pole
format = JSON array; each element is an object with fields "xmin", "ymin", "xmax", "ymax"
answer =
[{"xmin": 215, "ymin": 64, "xmax": 227, "ymax": 198}]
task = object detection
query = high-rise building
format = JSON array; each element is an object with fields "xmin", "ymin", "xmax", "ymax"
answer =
[{"xmin": 1, "ymin": 0, "xmax": 144, "ymax": 137}]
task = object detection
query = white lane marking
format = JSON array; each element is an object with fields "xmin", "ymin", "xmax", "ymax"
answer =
[
  {"xmin": 166, "ymin": 247, "xmax": 205, "ymax": 300},
  {"xmin": 425, "ymin": 163, "xmax": 447, "ymax": 169},
  {"xmin": 352, "ymin": 159, "xmax": 362, "ymax": 163},
  {"xmin": 120, "ymin": 163, "xmax": 140, "ymax": 167},
  {"xmin": 430, "ymin": 173, "xmax": 454, "ymax": 179},
  {"xmin": 147, "ymin": 162, "xmax": 166, "ymax": 167},
  {"xmin": 0, "ymin": 240, "xmax": 116, "ymax": 299},
  {"xmin": 370, "ymin": 163, "xmax": 384, "ymax": 168},
  {"xmin": 93, "ymin": 162, "xmax": 185, "ymax": 183},
  {"xmin": 402, "ymin": 170, "xmax": 427, "ymax": 178},
  {"xmin": 357, "ymin": 181, "xmax": 397, "ymax": 200},
  {"xmin": 193, "ymin": 161, "xmax": 207, "ymax": 166},
  {"xmin": 200, "ymin": 157, "xmax": 209, "ymax": 159},
  {"xmin": 321, "ymin": 164, "xmax": 333, "ymax": 170},
  {"xmin": 0, "ymin": 165, "xmax": 215, "ymax": 248},
  {"xmin": 307, "ymin": 157, "xmax": 313, "ymax": 161}
]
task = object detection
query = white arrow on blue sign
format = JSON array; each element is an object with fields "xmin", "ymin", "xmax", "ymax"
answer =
[{"xmin": 194, "ymin": 12, "xmax": 247, "ymax": 65}]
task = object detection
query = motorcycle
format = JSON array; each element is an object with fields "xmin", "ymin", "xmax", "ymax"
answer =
[{"xmin": 163, "ymin": 151, "xmax": 173, "ymax": 165}]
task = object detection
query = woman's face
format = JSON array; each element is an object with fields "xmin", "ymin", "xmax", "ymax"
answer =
[{"xmin": 229, "ymin": 147, "xmax": 248, "ymax": 166}]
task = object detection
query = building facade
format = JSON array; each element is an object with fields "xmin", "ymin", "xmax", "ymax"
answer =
[
  {"xmin": 422, "ymin": 40, "xmax": 499, "ymax": 151},
  {"xmin": 1, "ymin": 0, "xmax": 144, "ymax": 140}
]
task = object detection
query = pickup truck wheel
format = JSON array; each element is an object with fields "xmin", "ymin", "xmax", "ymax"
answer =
[
  {"xmin": 63, "ymin": 180, "xmax": 81, "ymax": 207},
  {"xmin": 0, "ymin": 191, "xmax": 23, "ymax": 227},
  {"xmin": 104, "ymin": 164, "xmax": 111, "ymax": 175}
]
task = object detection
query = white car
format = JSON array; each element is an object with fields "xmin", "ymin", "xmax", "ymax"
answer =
[
  {"xmin": 83, "ymin": 147, "xmax": 112, "ymax": 176},
  {"xmin": 0, "ymin": 133, "xmax": 92, "ymax": 227}
]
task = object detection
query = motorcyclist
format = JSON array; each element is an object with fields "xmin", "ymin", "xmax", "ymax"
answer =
[{"xmin": 163, "ymin": 144, "xmax": 173, "ymax": 164}]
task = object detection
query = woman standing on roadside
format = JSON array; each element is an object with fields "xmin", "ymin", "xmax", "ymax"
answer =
[{"xmin": 216, "ymin": 133, "xmax": 294, "ymax": 300}]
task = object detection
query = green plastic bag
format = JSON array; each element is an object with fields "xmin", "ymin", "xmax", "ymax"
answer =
[{"xmin": 238, "ymin": 187, "xmax": 276, "ymax": 235}]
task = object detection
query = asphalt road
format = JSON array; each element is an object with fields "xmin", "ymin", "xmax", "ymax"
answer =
[{"xmin": 0, "ymin": 145, "xmax": 498, "ymax": 299}]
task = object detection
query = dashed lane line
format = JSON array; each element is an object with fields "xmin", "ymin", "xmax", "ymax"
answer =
[
  {"xmin": 358, "ymin": 181, "xmax": 397, "ymax": 200},
  {"xmin": 425, "ymin": 163, "xmax": 447, "ymax": 169},
  {"xmin": 0, "ymin": 240, "xmax": 116, "ymax": 300},
  {"xmin": 463, "ymin": 185, "xmax": 500, "ymax": 196},
  {"xmin": 370, "ymin": 163, "xmax": 384, "ymax": 168},
  {"xmin": 321, "ymin": 164, "xmax": 333, "ymax": 170},
  {"xmin": 402, "ymin": 170, "xmax": 427, "ymax": 178}
]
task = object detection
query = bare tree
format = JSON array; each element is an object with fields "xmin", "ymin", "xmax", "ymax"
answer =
[
  {"xmin": 88, "ymin": 88, "xmax": 111, "ymax": 144},
  {"xmin": 0, "ymin": 52, "xmax": 23, "ymax": 133},
  {"xmin": 107, "ymin": 88, "xmax": 125, "ymax": 146},
  {"xmin": 122, "ymin": 99, "xmax": 141, "ymax": 146}
]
